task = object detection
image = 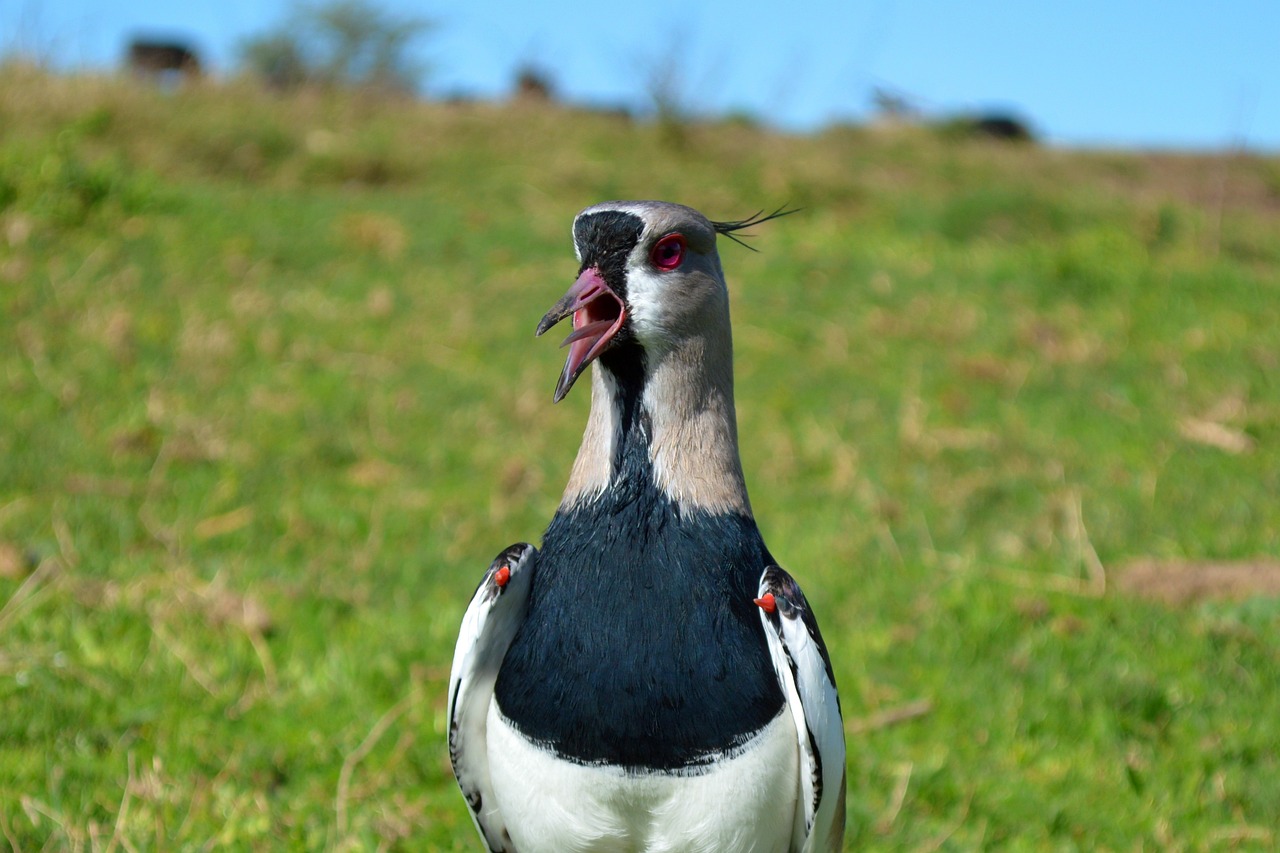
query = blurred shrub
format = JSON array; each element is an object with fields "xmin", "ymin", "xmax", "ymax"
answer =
[
  {"xmin": 938, "ymin": 187, "xmax": 1073, "ymax": 244},
  {"xmin": 238, "ymin": 0, "xmax": 433, "ymax": 94},
  {"xmin": 0, "ymin": 134, "xmax": 156, "ymax": 228},
  {"xmin": 1051, "ymin": 225, "xmax": 1147, "ymax": 300},
  {"xmin": 239, "ymin": 34, "xmax": 309, "ymax": 91},
  {"xmin": 936, "ymin": 113, "xmax": 1037, "ymax": 143},
  {"xmin": 177, "ymin": 119, "xmax": 298, "ymax": 182}
]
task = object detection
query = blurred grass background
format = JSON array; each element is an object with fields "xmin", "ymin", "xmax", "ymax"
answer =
[{"xmin": 1, "ymin": 65, "xmax": 1279, "ymax": 849}]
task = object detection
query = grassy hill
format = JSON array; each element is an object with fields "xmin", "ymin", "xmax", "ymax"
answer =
[{"xmin": 2, "ymin": 66, "xmax": 1279, "ymax": 849}]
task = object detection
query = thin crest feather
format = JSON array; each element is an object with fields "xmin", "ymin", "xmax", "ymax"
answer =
[{"xmin": 710, "ymin": 205, "xmax": 799, "ymax": 251}]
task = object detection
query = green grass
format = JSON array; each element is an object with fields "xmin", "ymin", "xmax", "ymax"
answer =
[{"xmin": 2, "ymin": 67, "xmax": 1279, "ymax": 849}]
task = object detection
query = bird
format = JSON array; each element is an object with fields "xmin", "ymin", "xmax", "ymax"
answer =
[{"xmin": 447, "ymin": 200, "xmax": 845, "ymax": 852}]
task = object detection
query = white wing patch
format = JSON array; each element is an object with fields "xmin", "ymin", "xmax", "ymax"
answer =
[
  {"xmin": 447, "ymin": 543, "xmax": 536, "ymax": 852},
  {"xmin": 756, "ymin": 566, "xmax": 846, "ymax": 853}
]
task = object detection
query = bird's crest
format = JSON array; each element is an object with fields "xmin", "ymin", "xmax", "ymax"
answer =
[{"xmin": 710, "ymin": 206, "xmax": 799, "ymax": 251}]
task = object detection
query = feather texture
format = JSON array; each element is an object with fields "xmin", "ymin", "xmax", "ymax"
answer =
[
  {"xmin": 449, "ymin": 201, "xmax": 844, "ymax": 852},
  {"xmin": 757, "ymin": 566, "xmax": 847, "ymax": 853},
  {"xmin": 448, "ymin": 544, "xmax": 537, "ymax": 852}
]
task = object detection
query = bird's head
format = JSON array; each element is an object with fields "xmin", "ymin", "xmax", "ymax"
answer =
[{"xmin": 536, "ymin": 201, "xmax": 792, "ymax": 402}]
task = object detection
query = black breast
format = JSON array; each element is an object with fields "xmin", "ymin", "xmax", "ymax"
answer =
[{"xmin": 494, "ymin": 490, "xmax": 785, "ymax": 770}]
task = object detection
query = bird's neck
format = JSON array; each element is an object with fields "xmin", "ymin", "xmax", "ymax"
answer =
[{"xmin": 560, "ymin": 334, "xmax": 751, "ymax": 516}]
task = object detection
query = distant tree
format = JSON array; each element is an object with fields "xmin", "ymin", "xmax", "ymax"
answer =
[
  {"xmin": 871, "ymin": 87, "xmax": 918, "ymax": 120},
  {"xmin": 641, "ymin": 46, "xmax": 699, "ymax": 148},
  {"xmin": 238, "ymin": 0, "xmax": 432, "ymax": 93},
  {"xmin": 644, "ymin": 46, "xmax": 692, "ymax": 128},
  {"xmin": 239, "ymin": 33, "xmax": 308, "ymax": 90},
  {"xmin": 513, "ymin": 65, "xmax": 555, "ymax": 102}
]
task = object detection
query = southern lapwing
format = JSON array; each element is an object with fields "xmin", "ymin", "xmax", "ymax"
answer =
[{"xmin": 448, "ymin": 201, "xmax": 845, "ymax": 852}]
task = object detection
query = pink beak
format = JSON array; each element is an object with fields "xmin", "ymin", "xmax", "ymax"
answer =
[{"xmin": 536, "ymin": 267, "xmax": 627, "ymax": 402}]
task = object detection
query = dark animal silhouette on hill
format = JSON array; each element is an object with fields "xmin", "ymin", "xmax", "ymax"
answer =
[{"xmin": 126, "ymin": 39, "xmax": 202, "ymax": 81}]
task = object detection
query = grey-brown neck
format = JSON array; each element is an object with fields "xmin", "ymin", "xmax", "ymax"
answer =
[{"xmin": 560, "ymin": 322, "xmax": 751, "ymax": 517}]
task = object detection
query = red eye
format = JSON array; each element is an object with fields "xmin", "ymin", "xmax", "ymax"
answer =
[{"xmin": 650, "ymin": 234, "xmax": 686, "ymax": 271}]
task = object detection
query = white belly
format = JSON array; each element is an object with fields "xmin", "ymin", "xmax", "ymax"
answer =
[{"xmin": 486, "ymin": 703, "xmax": 799, "ymax": 853}]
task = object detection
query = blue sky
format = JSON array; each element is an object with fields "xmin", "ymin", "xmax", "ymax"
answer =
[{"xmin": 4, "ymin": 0, "xmax": 1277, "ymax": 150}]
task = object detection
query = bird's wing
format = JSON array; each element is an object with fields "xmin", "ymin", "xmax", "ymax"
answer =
[
  {"xmin": 448, "ymin": 543, "xmax": 536, "ymax": 853},
  {"xmin": 756, "ymin": 565, "xmax": 846, "ymax": 853}
]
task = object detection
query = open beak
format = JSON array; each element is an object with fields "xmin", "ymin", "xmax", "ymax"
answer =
[{"xmin": 536, "ymin": 267, "xmax": 626, "ymax": 402}]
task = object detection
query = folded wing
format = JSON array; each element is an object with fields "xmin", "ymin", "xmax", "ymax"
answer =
[
  {"xmin": 448, "ymin": 543, "xmax": 537, "ymax": 852},
  {"xmin": 756, "ymin": 565, "xmax": 846, "ymax": 853}
]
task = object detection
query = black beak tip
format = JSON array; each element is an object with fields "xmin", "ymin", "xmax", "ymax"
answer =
[{"xmin": 551, "ymin": 363, "xmax": 581, "ymax": 403}]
